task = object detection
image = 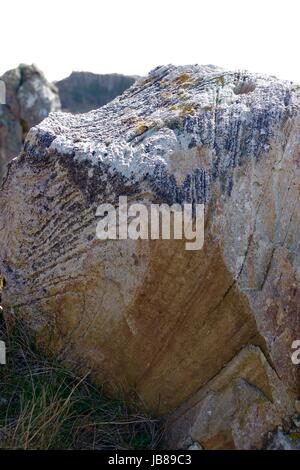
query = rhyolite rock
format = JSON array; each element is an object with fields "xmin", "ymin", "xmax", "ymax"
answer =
[
  {"xmin": 56, "ymin": 71, "xmax": 137, "ymax": 113},
  {"xmin": 0, "ymin": 64, "xmax": 61, "ymax": 181},
  {"xmin": 0, "ymin": 64, "xmax": 300, "ymax": 449}
]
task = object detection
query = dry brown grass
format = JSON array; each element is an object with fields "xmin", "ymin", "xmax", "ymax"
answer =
[{"xmin": 0, "ymin": 317, "xmax": 162, "ymax": 450}]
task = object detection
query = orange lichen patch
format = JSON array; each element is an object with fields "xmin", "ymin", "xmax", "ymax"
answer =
[
  {"xmin": 142, "ymin": 77, "xmax": 154, "ymax": 86},
  {"xmin": 168, "ymin": 105, "xmax": 178, "ymax": 111},
  {"xmin": 179, "ymin": 102, "xmax": 197, "ymax": 116},
  {"xmin": 173, "ymin": 72, "xmax": 192, "ymax": 86},
  {"xmin": 135, "ymin": 121, "xmax": 149, "ymax": 134},
  {"xmin": 181, "ymin": 82, "xmax": 196, "ymax": 89}
]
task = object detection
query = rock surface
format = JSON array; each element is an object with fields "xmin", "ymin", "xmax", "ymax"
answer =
[
  {"xmin": 0, "ymin": 64, "xmax": 61, "ymax": 181},
  {"xmin": 0, "ymin": 64, "xmax": 300, "ymax": 449},
  {"xmin": 56, "ymin": 71, "xmax": 137, "ymax": 113}
]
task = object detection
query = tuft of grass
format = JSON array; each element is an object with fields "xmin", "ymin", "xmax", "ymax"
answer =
[{"xmin": 0, "ymin": 317, "xmax": 162, "ymax": 450}]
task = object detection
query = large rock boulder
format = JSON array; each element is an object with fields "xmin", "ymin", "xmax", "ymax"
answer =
[
  {"xmin": 0, "ymin": 64, "xmax": 299, "ymax": 449},
  {"xmin": 164, "ymin": 346, "xmax": 292, "ymax": 449},
  {"xmin": 56, "ymin": 71, "xmax": 137, "ymax": 113},
  {"xmin": 0, "ymin": 64, "xmax": 61, "ymax": 181}
]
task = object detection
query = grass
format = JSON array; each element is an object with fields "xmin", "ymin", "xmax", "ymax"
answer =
[{"xmin": 0, "ymin": 316, "xmax": 162, "ymax": 450}]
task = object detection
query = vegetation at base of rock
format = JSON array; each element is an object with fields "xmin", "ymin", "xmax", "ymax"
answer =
[
  {"xmin": 56, "ymin": 71, "xmax": 137, "ymax": 114},
  {"xmin": 0, "ymin": 319, "xmax": 161, "ymax": 450}
]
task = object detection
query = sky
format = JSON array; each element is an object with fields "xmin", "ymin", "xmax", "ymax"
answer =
[{"xmin": 1, "ymin": 0, "xmax": 299, "ymax": 83}]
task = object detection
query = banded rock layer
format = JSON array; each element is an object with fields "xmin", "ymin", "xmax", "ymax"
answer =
[{"xmin": 0, "ymin": 65, "xmax": 300, "ymax": 449}]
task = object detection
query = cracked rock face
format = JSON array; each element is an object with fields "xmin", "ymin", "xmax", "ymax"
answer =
[
  {"xmin": 0, "ymin": 64, "xmax": 61, "ymax": 182},
  {"xmin": 0, "ymin": 64, "xmax": 300, "ymax": 449}
]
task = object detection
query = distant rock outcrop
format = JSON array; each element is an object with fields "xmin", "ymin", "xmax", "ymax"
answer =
[
  {"xmin": 0, "ymin": 65, "xmax": 299, "ymax": 449},
  {"xmin": 56, "ymin": 71, "xmax": 137, "ymax": 113},
  {"xmin": 0, "ymin": 64, "xmax": 61, "ymax": 181}
]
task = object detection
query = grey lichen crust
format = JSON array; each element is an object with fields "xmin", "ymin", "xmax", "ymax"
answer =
[{"xmin": 21, "ymin": 64, "xmax": 299, "ymax": 205}]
